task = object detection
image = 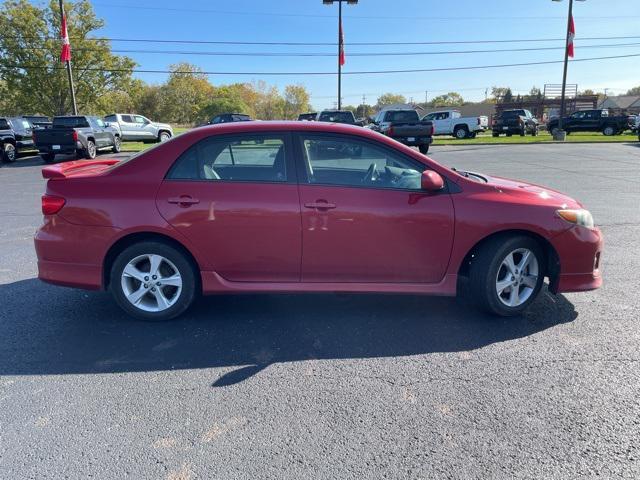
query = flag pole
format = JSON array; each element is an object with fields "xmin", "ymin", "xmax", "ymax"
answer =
[
  {"xmin": 558, "ymin": 0, "xmax": 574, "ymax": 133},
  {"xmin": 337, "ymin": 0, "xmax": 342, "ymax": 110},
  {"xmin": 58, "ymin": 0, "xmax": 77, "ymax": 115}
]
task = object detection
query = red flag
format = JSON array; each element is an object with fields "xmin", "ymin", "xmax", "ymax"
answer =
[
  {"xmin": 339, "ymin": 18, "xmax": 345, "ymax": 66},
  {"xmin": 60, "ymin": 13, "xmax": 71, "ymax": 62},
  {"xmin": 567, "ymin": 14, "xmax": 575, "ymax": 58}
]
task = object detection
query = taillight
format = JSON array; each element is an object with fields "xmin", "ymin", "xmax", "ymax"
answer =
[
  {"xmin": 41, "ymin": 195, "xmax": 66, "ymax": 215},
  {"xmin": 430, "ymin": 125, "xmax": 435, "ymax": 136},
  {"xmin": 72, "ymin": 130, "xmax": 78, "ymax": 142},
  {"xmin": 387, "ymin": 126, "xmax": 394, "ymax": 136}
]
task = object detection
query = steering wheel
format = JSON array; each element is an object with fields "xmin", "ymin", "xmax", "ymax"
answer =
[{"xmin": 362, "ymin": 163, "xmax": 379, "ymax": 184}]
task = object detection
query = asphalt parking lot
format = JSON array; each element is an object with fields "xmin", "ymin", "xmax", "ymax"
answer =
[{"xmin": 1, "ymin": 143, "xmax": 639, "ymax": 479}]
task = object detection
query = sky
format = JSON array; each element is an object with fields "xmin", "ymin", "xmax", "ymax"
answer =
[{"xmin": 81, "ymin": 0, "xmax": 640, "ymax": 110}]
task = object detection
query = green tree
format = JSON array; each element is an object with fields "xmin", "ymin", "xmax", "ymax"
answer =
[
  {"xmin": 133, "ymin": 84, "xmax": 164, "ymax": 121},
  {"xmin": 199, "ymin": 95, "xmax": 250, "ymax": 123},
  {"xmin": 626, "ymin": 86, "xmax": 640, "ymax": 95},
  {"xmin": 0, "ymin": 0, "xmax": 137, "ymax": 116},
  {"xmin": 253, "ymin": 81, "xmax": 284, "ymax": 120},
  {"xmin": 376, "ymin": 93, "xmax": 407, "ymax": 108},
  {"xmin": 430, "ymin": 92, "xmax": 464, "ymax": 106},
  {"xmin": 356, "ymin": 104, "xmax": 375, "ymax": 119},
  {"xmin": 282, "ymin": 84, "xmax": 311, "ymax": 120},
  {"xmin": 158, "ymin": 63, "xmax": 215, "ymax": 124}
]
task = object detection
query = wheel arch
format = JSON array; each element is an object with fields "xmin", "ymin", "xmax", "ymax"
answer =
[
  {"xmin": 158, "ymin": 129, "xmax": 171, "ymax": 139},
  {"xmin": 456, "ymin": 229, "xmax": 560, "ymax": 292},
  {"xmin": 453, "ymin": 123, "xmax": 469, "ymax": 131},
  {"xmin": 103, "ymin": 231, "xmax": 202, "ymax": 292}
]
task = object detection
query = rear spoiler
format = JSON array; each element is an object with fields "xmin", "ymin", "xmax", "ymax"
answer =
[{"xmin": 42, "ymin": 159, "xmax": 120, "ymax": 179}]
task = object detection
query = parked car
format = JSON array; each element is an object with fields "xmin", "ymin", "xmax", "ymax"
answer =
[
  {"xmin": 547, "ymin": 109, "xmax": 630, "ymax": 136},
  {"xmin": 104, "ymin": 113, "xmax": 173, "ymax": 143},
  {"xmin": 34, "ymin": 121, "xmax": 602, "ymax": 320},
  {"xmin": 298, "ymin": 112, "xmax": 318, "ymax": 121},
  {"xmin": 33, "ymin": 115, "xmax": 121, "ymax": 163},
  {"xmin": 422, "ymin": 110, "xmax": 489, "ymax": 139},
  {"xmin": 0, "ymin": 120, "xmax": 17, "ymax": 163},
  {"xmin": 23, "ymin": 115, "xmax": 52, "ymax": 129},
  {"xmin": 492, "ymin": 109, "xmax": 539, "ymax": 137},
  {"xmin": 206, "ymin": 113, "xmax": 252, "ymax": 125},
  {"xmin": 317, "ymin": 110, "xmax": 364, "ymax": 126},
  {"xmin": 0, "ymin": 116, "xmax": 36, "ymax": 156},
  {"xmin": 371, "ymin": 109, "xmax": 434, "ymax": 154}
]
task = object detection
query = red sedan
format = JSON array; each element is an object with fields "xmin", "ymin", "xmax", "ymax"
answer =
[{"xmin": 35, "ymin": 121, "xmax": 602, "ymax": 320}]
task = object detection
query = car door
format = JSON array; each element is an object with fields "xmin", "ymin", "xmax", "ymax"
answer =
[
  {"xmin": 119, "ymin": 115, "xmax": 138, "ymax": 140},
  {"xmin": 133, "ymin": 115, "xmax": 155, "ymax": 139},
  {"xmin": 156, "ymin": 132, "xmax": 302, "ymax": 282},
  {"xmin": 435, "ymin": 112, "xmax": 451, "ymax": 134},
  {"xmin": 294, "ymin": 133, "xmax": 455, "ymax": 284},
  {"xmin": 94, "ymin": 117, "xmax": 113, "ymax": 146}
]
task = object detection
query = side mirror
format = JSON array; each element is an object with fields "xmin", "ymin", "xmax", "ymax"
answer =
[{"xmin": 421, "ymin": 170, "xmax": 444, "ymax": 192}]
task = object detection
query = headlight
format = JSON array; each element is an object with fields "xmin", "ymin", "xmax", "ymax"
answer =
[{"xmin": 556, "ymin": 209, "xmax": 595, "ymax": 228}]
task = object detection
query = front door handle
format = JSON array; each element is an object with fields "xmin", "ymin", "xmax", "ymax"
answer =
[
  {"xmin": 304, "ymin": 201, "xmax": 336, "ymax": 211},
  {"xmin": 168, "ymin": 196, "xmax": 200, "ymax": 206}
]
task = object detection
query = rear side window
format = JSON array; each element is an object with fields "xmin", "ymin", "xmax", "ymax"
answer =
[
  {"xmin": 168, "ymin": 135, "xmax": 288, "ymax": 183},
  {"xmin": 105, "ymin": 115, "xmax": 116, "ymax": 122},
  {"xmin": 384, "ymin": 111, "xmax": 419, "ymax": 123}
]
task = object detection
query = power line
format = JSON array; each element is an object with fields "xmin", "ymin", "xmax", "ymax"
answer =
[
  {"xmin": 50, "ymin": 42, "xmax": 640, "ymax": 58},
  {"xmin": 5, "ymin": 53, "xmax": 640, "ymax": 76},
  {"xmin": 6, "ymin": 34, "xmax": 640, "ymax": 46}
]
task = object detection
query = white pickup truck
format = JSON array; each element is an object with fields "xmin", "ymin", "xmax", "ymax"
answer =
[{"xmin": 421, "ymin": 110, "xmax": 489, "ymax": 139}]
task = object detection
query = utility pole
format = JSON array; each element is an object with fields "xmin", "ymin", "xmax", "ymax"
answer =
[
  {"xmin": 58, "ymin": 0, "xmax": 77, "ymax": 115},
  {"xmin": 323, "ymin": 1, "xmax": 358, "ymax": 110},
  {"xmin": 425, "ymin": 90, "xmax": 428, "ymax": 104}
]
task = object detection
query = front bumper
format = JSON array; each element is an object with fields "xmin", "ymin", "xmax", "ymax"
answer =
[{"xmin": 551, "ymin": 225, "xmax": 603, "ymax": 293}]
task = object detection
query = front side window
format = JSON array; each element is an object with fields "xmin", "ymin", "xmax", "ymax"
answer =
[
  {"xmin": 0, "ymin": 118, "xmax": 10, "ymax": 129},
  {"xmin": 423, "ymin": 113, "xmax": 435, "ymax": 121},
  {"xmin": 134, "ymin": 115, "xmax": 146, "ymax": 124},
  {"xmin": 300, "ymin": 135, "xmax": 424, "ymax": 190},
  {"xmin": 168, "ymin": 135, "xmax": 287, "ymax": 183},
  {"xmin": 105, "ymin": 115, "xmax": 116, "ymax": 122},
  {"xmin": 95, "ymin": 118, "xmax": 106, "ymax": 128}
]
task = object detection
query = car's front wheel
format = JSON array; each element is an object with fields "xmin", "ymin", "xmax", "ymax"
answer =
[
  {"xmin": 418, "ymin": 144, "xmax": 429, "ymax": 154},
  {"xmin": 469, "ymin": 235, "xmax": 545, "ymax": 316},
  {"xmin": 3, "ymin": 143, "xmax": 17, "ymax": 162},
  {"xmin": 159, "ymin": 131, "xmax": 171, "ymax": 142},
  {"xmin": 110, "ymin": 241, "xmax": 197, "ymax": 321}
]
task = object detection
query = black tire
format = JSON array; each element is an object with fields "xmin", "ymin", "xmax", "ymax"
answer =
[
  {"xmin": 492, "ymin": 132, "xmax": 499, "ymax": 138},
  {"xmin": 84, "ymin": 140, "xmax": 97, "ymax": 159},
  {"xmin": 454, "ymin": 126, "xmax": 468, "ymax": 139},
  {"xmin": 468, "ymin": 235, "xmax": 545, "ymax": 316},
  {"xmin": 112, "ymin": 136, "xmax": 122, "ymax": 153},
  {"xmin": 531, "ymin": 126, "xmax": 538, "ymax": 136},
  {"xmin": 158, "ymin": 131, "xmax": 171, "ymax": 143},
  {"xmin": 519, "ymin": 127, "xmax": 526, "ymax": 137},
  {"xmin": 41, "ymin": 153, "xmax": 56, "ymax": 163},
  {"xmin": 3, "ymin": 143, "xmax": 17, "ymax": 163},
  {"xmin": 110, "ymin": 241, "xmax": 198, "ymax": 321},
  {"xmin": 602, "ymin": 126, "xmax": 616, "ymax": 136},
  {"xmin": 418, "ymin": 144, "xmax": 429, "ymax": 154}
]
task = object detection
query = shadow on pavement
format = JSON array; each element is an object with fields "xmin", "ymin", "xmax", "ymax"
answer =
[{"xmin": 0, "ymin": 279, "xmax": 578, "ymax": 386}]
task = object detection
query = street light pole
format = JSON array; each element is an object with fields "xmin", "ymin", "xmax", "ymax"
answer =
[{"xmin": 323, "ymin": 0, "xmax": 357, "ymax": 110}]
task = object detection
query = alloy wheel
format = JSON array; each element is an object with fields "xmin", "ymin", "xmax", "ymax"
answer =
[
  {"xmin": 495, "ymin": 248, "xmax": 539, "ymax": 307},
  {"xmin": 120, "ymin": 254, "xmax": 183, "ymax": 312}
]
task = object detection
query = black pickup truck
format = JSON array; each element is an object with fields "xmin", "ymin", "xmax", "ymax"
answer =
[
  {"xmin": 492, "ymin": 109, "xmax": 539, "ymax": 137},
  {"xmin": 33, "ymin": 115, "xmax": 121, "ymax": 163},
  {"xmin": 0, "ymin": 120, "xmax": 17, "ymax": 163},
  {"xmin": 547, "ymin": 109, "xmax": 631, "ymax": 136},
  {"xmin": 371, "ymin": 109, "xmax": 434, "ymax": 154},
  {"xmin": 0, "ymin": 117, "xmax": 36, "ymax": 158}
]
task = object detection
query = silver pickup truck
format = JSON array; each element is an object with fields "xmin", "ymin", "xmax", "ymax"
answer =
[{"xmin": 104, "ymin": 113, "xmax": 173, "ymax": 143}]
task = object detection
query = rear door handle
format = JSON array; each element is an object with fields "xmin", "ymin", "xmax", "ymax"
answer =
[
  {"xmin": 304, "ymin": 201, "xmax": 336, "ymax": 210},
  {"xmin": 168, "ymin": 196, "xmax": 200, "ymax": 206}
]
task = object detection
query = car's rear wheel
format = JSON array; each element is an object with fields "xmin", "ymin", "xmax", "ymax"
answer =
[
  {"xmin": 492, "ymin": 132, "xmax": 499, "ymax": 137},
  {"xmin": 469, "ymin": 235, "xmax": 545, "ymax": 316},
  {"xmin": 454, "ymin": 127, "xmax": 468, "ymax": 139},
  {"xmin": 603, "ymin": 126, "xmax": 616, "ymax": 136},
  {"xmin": 112, "ymin": 136, "xmax": 121, "ymax": 153},
  {"xmin": 3, "ymin": 143, "xmax": 16, "ymax": 162},
  {"xmin": 110, "ymin": 241, "xmax": 197, "ymax": 321},
  {"xmin": 418, "ymin": 144, "xmax": 429, "ymax": 154},
  {"xmin": 85, "ymin": 140, "xmax": 97, "ymax": 159}
]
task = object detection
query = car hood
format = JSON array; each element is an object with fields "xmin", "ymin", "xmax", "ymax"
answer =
[
  {"xmin": 482, "ymin": 174, "xmax": 583, "ymax": 209},
  {"xmin": 155, "ymin": 122, "xmax": 172, "ymax": 130}
]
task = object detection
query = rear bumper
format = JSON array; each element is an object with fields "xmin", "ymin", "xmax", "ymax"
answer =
[
  {"xmin": 34, "ymin": 215, "xmax": 118, "ymax": 290},
  {"xmin": 37, "ymin": 141, "xmax": 82, "ymax": 155},
  {"xmin": 551, "ymin": 226, "xmax": 603, "ymax": 293},
  {"xmin": 392, "ymin": 136, "xmax": 433, "ymax": 146}
]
